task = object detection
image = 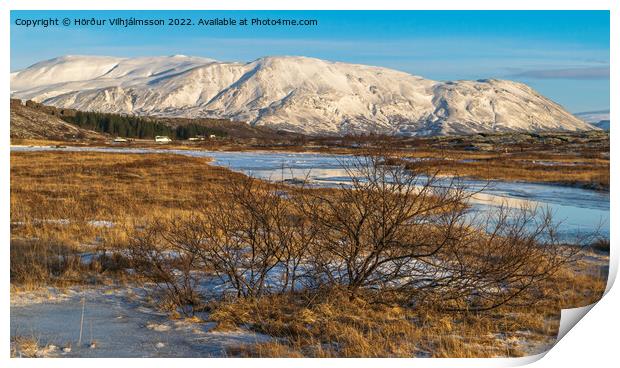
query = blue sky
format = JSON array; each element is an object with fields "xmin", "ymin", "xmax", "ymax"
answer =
[{"xmin": 11, "ymin": 10, "xmax": 609, "ymax": 112}]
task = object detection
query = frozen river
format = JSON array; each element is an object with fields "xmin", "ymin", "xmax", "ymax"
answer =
[{"xmin": 11, "ymin": 145, "xmax": 609, "ymax": 238}]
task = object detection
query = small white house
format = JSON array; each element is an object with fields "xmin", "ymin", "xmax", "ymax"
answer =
[
  {"xmin": 155, "ymin": 136, "xmax": 172, "ymax": 143},
  {"xmin": 113, "ymin": 137, "xmax": 128, "ymax": 143}
]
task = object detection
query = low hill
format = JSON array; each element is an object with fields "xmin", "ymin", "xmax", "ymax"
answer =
[{"xmin": 10, "ymin": 99, "xmax": 106, "ymax": 141}]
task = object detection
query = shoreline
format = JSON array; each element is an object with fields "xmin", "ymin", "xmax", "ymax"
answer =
[{"xmin": 10, "ymin": 143, "xmax": 610, "ymax": 193}]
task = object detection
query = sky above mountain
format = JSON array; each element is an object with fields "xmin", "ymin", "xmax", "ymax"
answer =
[{"xmin": 10, "ymin": 10, "xmax": 609, "ymax": 113}]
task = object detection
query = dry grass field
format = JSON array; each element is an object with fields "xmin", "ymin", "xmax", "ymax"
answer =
[
  {"xmin": 10, "ymin": 150, "xmax": 608, "ymax": 357},
  {"xmin": 10, "ymin": 151, "xmax": 245, "ymax": 288},
  {"xmin": 386, "ymin": 154, "xmax": 609, "ymax": 190},
  {"xmin": 12, "ymin": 130, "xmax": 609, "ymax": 190},
  {"xmin": 219, "ymin": 269, "xmax": 604, "ymax": 358}
]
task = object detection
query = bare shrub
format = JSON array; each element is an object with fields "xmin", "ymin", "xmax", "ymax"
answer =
[
  {"xmin": 126, "ymin": 152, "xmax": 587, "ymax": 314},
  {"xmin": 126, "ymin": 175, "xmax": 315, "ymax": 304},
  {"xmin": 295, "ymin": 154, "xmax": 472, "ymax": 298},
  {"xmin": 197, "ymin": 176, "xmax": 311, "ymax": 298},
  {"xmin": 413, "ymin": 205, "xmax": 583, "ymax": 311},
  {"xmin": 127, "ymin": 219, "xmax": 203, "ymax": 314},
  {"xmin": 295, "ymin": 153, "xmax": 584, "ymax": 310}
]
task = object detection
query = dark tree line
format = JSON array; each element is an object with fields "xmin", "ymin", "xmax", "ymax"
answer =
[{"xmin": 61, "ymin": 111, "xmax": 226, "ymax": 139}]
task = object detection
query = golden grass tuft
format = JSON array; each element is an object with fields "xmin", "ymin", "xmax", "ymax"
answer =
[
  {"xmin": 11, "ymin": 335, "xmax": 44, "ymax": 358},
  {"xmin": 211, "ymin": 260, "xmax": 606, "ymax": 358}
]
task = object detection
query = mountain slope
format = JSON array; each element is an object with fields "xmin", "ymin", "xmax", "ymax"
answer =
[
  {"xmin": 11, "ymin": 55, "xmax": 596, "ymax": 136},
  {"xmin": 10, "ymin": 99, "xmax": 106, "ymax": 140},
  {"xmin": 575, "ymin": 110, "xmax": 610, "ymax": 131}
]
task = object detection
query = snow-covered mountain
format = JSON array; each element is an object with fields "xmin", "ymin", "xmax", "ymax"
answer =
[{"xmin": 11, "ymin": 55, "xmax": 596, "ymax": 136}]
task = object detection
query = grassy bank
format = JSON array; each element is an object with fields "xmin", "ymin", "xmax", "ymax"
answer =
[{"xmin": 11, "ymin": 129, "xmax": 609, "ymax": 189}]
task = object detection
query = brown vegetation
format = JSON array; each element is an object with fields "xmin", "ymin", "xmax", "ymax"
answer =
[
  {"xmin": 386, "ymin": 154, "xmax": 609, "ymax": 190},
  {"xmin": 10, "ymin": 335, "xmax": 43, "ymax": 358},
  {"xmin": 10, "ymin": 151, "xmax": 244, "ymax": 289},
  {"xmin": 215, "ymin": 270, "xmax": 605, "ymax": 358},
  {"xmin": 10, "ymin": 149, "xmax": 608, "ymax": 357}
]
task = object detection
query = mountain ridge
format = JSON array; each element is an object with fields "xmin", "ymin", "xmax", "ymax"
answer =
[{"xmin": 11, "ymin": 55, "xmax": 597, "ymax": 136}]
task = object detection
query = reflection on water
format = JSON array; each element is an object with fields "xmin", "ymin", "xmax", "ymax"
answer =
[{"xmin": 11, "ymin": 146, "xmax": 609, "ymax": 239}]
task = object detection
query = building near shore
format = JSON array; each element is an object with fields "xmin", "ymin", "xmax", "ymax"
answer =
[{"xmin": 155, "ymin": 136, "xmax": 172, "ymax": 143}]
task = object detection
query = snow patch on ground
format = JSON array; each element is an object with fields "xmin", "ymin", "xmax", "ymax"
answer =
[
  {"xmin": 88, "ymin": 220, "xmax": 115, "ymax": 228},
  {"xmin": 11, "ymin": 284, "xmax": 272, "ymax": 357}
]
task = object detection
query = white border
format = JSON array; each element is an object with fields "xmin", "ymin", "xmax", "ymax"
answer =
[{"xmin": 2, "ymin": 1, "xmax": 616, "ymax": 367}]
